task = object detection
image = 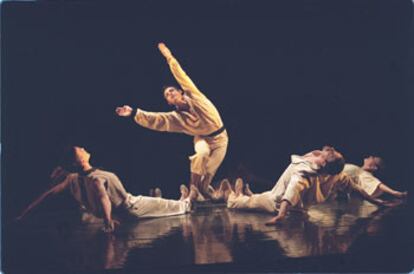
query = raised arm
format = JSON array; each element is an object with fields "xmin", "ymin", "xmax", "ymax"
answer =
[
  {"xmin": 116, "ymin": 105, "xmax": 186, "ymax": 133},
  {"xmin": 158, "ymin": 42, "xmax": 202, "ymax": 96},
  {"xmin": 16, "ymin": 179, "xmax": 70, "ymax": 221}
]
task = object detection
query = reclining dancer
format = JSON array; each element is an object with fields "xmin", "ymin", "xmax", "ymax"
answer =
[
  {"xmin": 16, "ymin": 146, "xmax": 197, "ymax": 232},
  {"xmin": 339, "ymin": 152, "xmax": 407, "ymax": 199},
  {"xmin": 217, "ymin": 148, "xmax": 394, "ymax": 225},
  {"xmin": 116, "ymin": 43, "xmax": 228, "ymax": 199}
]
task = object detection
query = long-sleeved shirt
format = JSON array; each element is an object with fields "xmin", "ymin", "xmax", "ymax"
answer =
[
  {"xmin": 227, "ymin": 156, "xmax": 363, "ymax": 212},
  {"xmin": 134, "ymin": 56, "xmax": 224, "ymax": 136}
]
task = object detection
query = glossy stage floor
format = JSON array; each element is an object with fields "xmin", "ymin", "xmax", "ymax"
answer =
[{"xmin": 4, "ymin": 197, "xmax": 414, "ymax": 274}]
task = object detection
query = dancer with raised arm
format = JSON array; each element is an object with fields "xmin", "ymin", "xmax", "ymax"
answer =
[{"xmin": 116, "ymin": 43, "xmax": 228, "ymax": 199}]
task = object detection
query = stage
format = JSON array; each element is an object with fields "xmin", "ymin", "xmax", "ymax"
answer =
[{"xmin": 4, "ymin": 197, "xmax": 413, "ymax": 273}]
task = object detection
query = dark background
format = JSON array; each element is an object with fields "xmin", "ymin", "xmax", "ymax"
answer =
[{"xmin": 2, "ymin": 0, "xmax": 413, "ymax": 220}]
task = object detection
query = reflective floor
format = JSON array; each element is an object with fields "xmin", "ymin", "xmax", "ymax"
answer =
[{"xmin": 4, "ymin": 197, "xmax": 414, "ymax": 273}]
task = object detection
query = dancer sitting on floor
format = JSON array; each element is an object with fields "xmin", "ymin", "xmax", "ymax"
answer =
[
  {"xmin": 16, "ymin": 146, "xmax": 197, "ymax": 233},
  {"xmin": 116, "ymin": 42, "xmax": 228, "ymax": 199}
]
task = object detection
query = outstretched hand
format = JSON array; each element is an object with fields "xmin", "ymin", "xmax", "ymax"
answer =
[
  {"xmin": 115, "ymin": 105, "xmax": 133, "ymax": 117},
  {"xmin": 158, "ymin": 42, "xmax": 173, "ymax": 59},
  {"xmin": 265, "ymin": 215, "xmax": 284, "ymax": 226}
]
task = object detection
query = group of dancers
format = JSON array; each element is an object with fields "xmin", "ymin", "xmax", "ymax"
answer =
[{"xmin": 16, "ymin": 43, "xmax": 407, "ymax": 232}]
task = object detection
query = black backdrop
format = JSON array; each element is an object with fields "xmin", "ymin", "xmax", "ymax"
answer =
[{"xmin": 2, "ymin": 0, "xmax": 413, "ymax": 219}]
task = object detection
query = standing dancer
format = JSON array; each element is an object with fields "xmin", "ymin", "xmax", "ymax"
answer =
[{"xmin": 116, "ymin": 43, "xmax": 228, "ymax": 199}]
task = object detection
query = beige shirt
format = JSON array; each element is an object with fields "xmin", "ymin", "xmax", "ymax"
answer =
[
  {"xmin": 228, "ymin": 155, "xmax": 361, "ymax": 211},
  {"xmin": 227, "ymin": 155, "xmax": 335, "ymax": 212},
  {"xmin": 269, "ymin": 155, "xmax": 322, "ymax": 208},
  {"xmin": 134, "ymin": 56, "xmax": 224, "ymax": 136},
  {"xmin": 342, "ymin": 164, "xmax": 382, "ymax": 196},
  {"xmin": 68, "ymin": 169, "xmax": 129, "ymax": 217}
]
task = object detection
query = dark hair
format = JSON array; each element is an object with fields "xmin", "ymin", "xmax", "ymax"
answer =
[
  {"xmin": 162, "ymin": 85, "xmax": 183, "ymax": 96},
  {"xmin": 320, "ymin": 154, "xmax": 345, "ymax": 175},
  {"xmin": 370, "ymin": 155, "xmax": 385, "ymax": 170},
  {"xmin": 376, "ymin": 158, "xmax": 385, "ymax": 170},
  {"xmin": 59, "ymin": 145, "xmax": 80, "ymax": 172}
]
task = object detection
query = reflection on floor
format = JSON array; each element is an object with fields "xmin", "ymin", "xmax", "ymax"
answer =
[{"xmin": 4, "ymin": 197, "xmax": 414, "ymax": 273}]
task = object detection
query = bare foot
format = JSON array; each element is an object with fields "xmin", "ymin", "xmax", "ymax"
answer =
[
  {"xmin": 190, "ymin": 185, "xmax": 206, "ymax": 202},
  {"xmin": 180, "ymin": 184, "xmax": 189, "ymax": 201},
  {"xmin": 206, "ymin": 185, "xmax": 219, "ymax": 200},
  {"xmin": 189, "ymin": 185, "xmax": 199, "ymax": 201},
  {"xmin": 218, "ymin": 179, "xmax": 232, "ymax": 201},
  {"xmin": 218, "ymin": 179, "xmax": 229, "ymax": 190},
  {"xmin": 235, "ymin": 178, "xmax": 244, "ymax": 196},
  {"xmin": 245, "ymin": 183, "xmax": 254, "ymax": 196}
]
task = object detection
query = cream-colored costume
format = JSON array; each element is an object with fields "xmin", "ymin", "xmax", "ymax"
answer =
[
  {"xmin": 68, "ymin": 169, "xmax": 190, "ymax": 219},
  {"xmin": 342, "ymin": 164, "xmax": 382, "ymax": 197},
  {"xmin": 133, "ymin": 55, "xmax": 228, "ymax": 184},
  {"xmin": 227, "ymin": 155, "xmax": 357, "ymax": 213}
]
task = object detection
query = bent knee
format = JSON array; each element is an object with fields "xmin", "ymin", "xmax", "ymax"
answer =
[{"xmin": 195, "ymin": 150, "xmax": 210, "ymax": 160}]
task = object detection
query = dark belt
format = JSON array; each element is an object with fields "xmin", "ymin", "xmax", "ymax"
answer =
[{"xmin": 201, "ymin": 126, "xmax": 226, "ymax": 138}]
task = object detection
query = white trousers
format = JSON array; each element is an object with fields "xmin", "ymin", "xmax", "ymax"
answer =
[{"xmin": 123, "ymin": 194, "xmax": 191, "ymax": 219}]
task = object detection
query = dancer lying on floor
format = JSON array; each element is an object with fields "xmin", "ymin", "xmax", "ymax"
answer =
[
  {"xmin": 339, "ymin": 151, "xmax": 408, "ymax": 199},
  {"xmin": 16, "ymin": 146, "xmax": 197, "ymax": 232},
  {"xmin": 218, "ymin": 147, "xmax": 396, "ymax": 225}
]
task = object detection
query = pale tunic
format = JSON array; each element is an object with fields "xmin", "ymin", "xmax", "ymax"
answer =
[
  {"xmin": 227, "ymin": 191, "xmax": 276, "ymax": 213},
  {"xmin": 134, "ymin": 56, "xmax": 224, "ymax": 136},
  {"xmin": 227, "ymin": 155, "xmax": 356, "ymax": 212},
  {"xmin": 67, "ymin": 169, "xmax": 190, "ymax": 219},
  {"xmin": 133, "ymin": 55, "xmax": 228, "ymax": 177},
  {"xmin": 342, "ymin": 164, "xmax": 382, "ymax": 197}
]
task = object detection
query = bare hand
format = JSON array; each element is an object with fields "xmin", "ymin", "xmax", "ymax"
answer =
[
  {"xmin": 265, "ymin": 215, "xmax": 285, "ymax": 226},
  {"xmin": 396, "ymin": 191, "xmax": 408, "ymax": 199},
  {"xmin": 115, "ymin": 105, "xmax": 133, "ymax": 117},
  {"xmin": 158, "ymin": 42, "xmax": 173, "ymax": 59},
  {"xmin": 102, "ymin": 219, "xmax": 120, "ymax": 233}
]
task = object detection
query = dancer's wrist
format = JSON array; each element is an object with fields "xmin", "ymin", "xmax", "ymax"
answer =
[{"xmin": 131, "ymin": 108, "xmax": 138, "ymax": 118}]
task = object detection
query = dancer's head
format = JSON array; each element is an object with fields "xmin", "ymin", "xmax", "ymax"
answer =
[
  {"xmin": 61, "ymin": 145, "xmax": 91, "ymax": 171},
  {"xmin": 320, "ymin": 146, "xmax": 345, "ymax": 175},
  {"xmin": 363, "ymin": 155, "xmax": 384, "ymax": 173},
  {"xmin": 163, "ymin": 85, "xmax": 184, "ymax": 106}
]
